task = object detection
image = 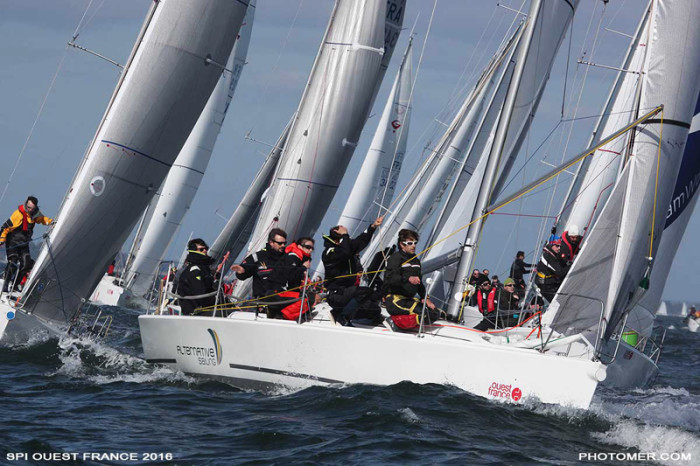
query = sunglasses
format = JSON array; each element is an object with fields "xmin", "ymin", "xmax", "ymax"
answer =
[
  {"xmin": 196, "ymin": 246, "xmax": 208, "ymax": 251},
  {"xmin": 402, "ymin": 241, "xmax": 418, "ymax": 246},
  {"xmin": 272, "ymin": 240, "xmax": 287, "ymax": 246},
  {"xmin": 300, "ymin": 244, "xmax": 314, "ymax": 250},
  {"xmin": 504, "ymin": 284, "xmax": 514, "ymax": 287}
]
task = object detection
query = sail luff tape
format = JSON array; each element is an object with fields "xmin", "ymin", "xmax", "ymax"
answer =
[{"xmin": 351, "ymin": 44, "xmax": 384, "ymax": 55}]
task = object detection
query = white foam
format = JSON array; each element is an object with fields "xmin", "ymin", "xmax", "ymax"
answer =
[
  {"xmin": 52, "ymin": 334, "xmax": 194, "ymax": 385},
  {"xmin": 593, "ymin": 421, "xmax": 699, "ymax": 465},
  {"xmin": 398, "ymin": 407, "xmax": 420, "ymax": 423}
]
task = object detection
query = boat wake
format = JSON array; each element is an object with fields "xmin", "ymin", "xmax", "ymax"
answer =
[{"xmin": 52, "ymin": 334, "xmax": 195, "ymax": 385}]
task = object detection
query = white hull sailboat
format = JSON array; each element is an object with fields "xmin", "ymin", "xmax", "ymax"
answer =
[
  {"xmin": 139, "ymin": 307, "xmax": 605, "ymax": 409},
  {"xmin": 139, "ymin": 0, "xmax": 699, "ymax": 410}
]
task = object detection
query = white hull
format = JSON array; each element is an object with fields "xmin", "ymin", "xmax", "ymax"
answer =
[
  {"xmin": 139, "ymin": 307, "xmax": 605, "ymax": 409},
  {"xmin": 89, "ymin": 275, "xmax": 149, "ymax": 310},
  {"xmin": 0, "ymin": 296, "xmax": 62, "ymax": 344},
  {"xmin": 689, "ymin": 318, "xmax": 699, "ymax": 333},
  {"xmin": 602, "ymin": 339, "xmax": 659, "ymax": 389}
]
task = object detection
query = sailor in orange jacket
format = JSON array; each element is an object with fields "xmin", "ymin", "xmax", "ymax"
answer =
[{"xmin": 1, "ymin": 196, "xmax": 54, "ymax": 292}]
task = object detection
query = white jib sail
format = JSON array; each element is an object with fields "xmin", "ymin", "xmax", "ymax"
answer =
[
  {"xmin": 233, "ymin": 0, "xmax": 404, "ymax": 297},
  {"xmin": 632, "ymin": 98, "xmax": 700, "ymax": 322},
  {"xmin": 22, "ymin": 0, "xmax": 249, "ymax": 322},
  {"xmin": 337, "ymin": 37, "xmax": 413, "ymax": 238},
  {"xmin": 544, "ymin": 0, "xmax": 700, "ymax": 340},
  {"xmin": 359, "ymin": 27, "xmax": 522, "ymax": 267},
  {"xmin": 557, "ymin": 4, "xmax": 651, "ymax": 235},
  {"xmin": 124, "ymin": 2, "xmax": 256, "ymax": 297}
]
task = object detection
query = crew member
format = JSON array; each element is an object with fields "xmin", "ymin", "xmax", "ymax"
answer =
[
  {"xmin": 0, "ymin": 196, "xmax": 53, "ymax": 292},
  {"xmin": 176, "ymin": 239, "xmax": 217, "ymax": 316},
  {"xmin": 469, "ymin": 279, "xmax": 498, "ymax": 331},
  {"xmin": 560, "ymin": 224, "xmax": 582, "ymax": 265},
  {"xmin": 231, "ymin": 228, "xmax": 289, "ymax": 318},
  {"xmin": 277, "ymin": 237, "xmax": 316, "ymax": 321},
  {"xmin": 322, "ymin": 216, "xmax": 383, "ymax": 325},
  {"xmin": 509, "ymin": 250, "xmax": 532, "ymax": 291},
  {"xmin": 534, "ymin": 239, "xmax": 569, "ymax": 303},
  {"xmin": 382, "ymin": 229, "xmax": 439, "ymax": 330}
]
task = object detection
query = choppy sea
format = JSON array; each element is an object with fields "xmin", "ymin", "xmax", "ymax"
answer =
[{"xmin": 0, "ymin": 310, "xmax": 698, "ymax": 465}]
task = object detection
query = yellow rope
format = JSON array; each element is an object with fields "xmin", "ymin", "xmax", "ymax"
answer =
[{"xmin": 649, "ymin": 108, "xmax": 664, "ymax": 257}]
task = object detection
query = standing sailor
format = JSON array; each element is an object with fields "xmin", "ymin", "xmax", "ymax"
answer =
[
  {"xmin": 176, "ymin": 238, "xmax": 217, "ymax": 316},
  {"xmin": 534, "ymin": 238, "xmax": 569, "ymax": 303},
  {"xmin": 0, "ymin": 196, "xmax": 53, "ymax": 292}
]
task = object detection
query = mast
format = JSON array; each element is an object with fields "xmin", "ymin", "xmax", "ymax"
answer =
[
  {"xmin": 21, "ymin": 0, "xmax": 249, "ymax": 322},
  {"xmin": 446, "ymin": 0, "xmax": 543, "ymax": 320}
]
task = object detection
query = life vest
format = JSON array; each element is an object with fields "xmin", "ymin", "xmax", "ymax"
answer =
[
  {"xmin": 477, "ymin": 289, "xmax": 496, "ymax": 314},
  {"xmin": 561, "ymin": 232, "xmax": 580, "ymax": 262}
]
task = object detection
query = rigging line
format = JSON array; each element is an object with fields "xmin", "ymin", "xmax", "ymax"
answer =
[
  {"xmin": 71, "ymin": 0, "xmax": 96, "ymax": 40},
  {"xmin": 379, "ymin": 0, "xmax": 437, "ymax": 215},
  {"xmin": 649, "ymin": 109, "xmax": 663, "ymax": 258},
  {"xmin": 0, "ymin": 49, "xmax": 69, "ymax": 206}
]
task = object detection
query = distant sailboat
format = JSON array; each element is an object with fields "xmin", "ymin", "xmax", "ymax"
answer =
[
  {"xmin": 0, "ymin": 0, "xmax": 250, "ymax": 342},
  {"xmin": 90, "ymin": 2, "xmax": 256, "ymax": 308}
]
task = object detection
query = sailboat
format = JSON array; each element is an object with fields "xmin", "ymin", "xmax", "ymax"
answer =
[
  {"xmin": 138, "ymin": 0, "xmax": 700, "ymax": 410},
  {"xmin": 90, "ymin": 2, "xmax": 257, "ymax": 309},
  {"xmin": 0, "ymin": 0, "xmax": 250, "ymax": 342}
]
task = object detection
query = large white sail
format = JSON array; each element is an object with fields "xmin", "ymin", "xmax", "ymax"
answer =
[
  {"xmin": 21, "ymin": 0, "xmax": 249, "ymax": 322},
  {"xmin": 123, "ymin": 3, "xmax": 256, "ymax": 297},
  {"xmin": 338, "ymin": 37, "xmax": 413, "ymax": 237},
  {"xmin": 544, "ymin": 0, "xmax": 700, "ymax": 340},
  {"xmin": 233, "ymin": 0, "xmax": 404, "ymax": 297},
  {"xmin": 633, "ymin": 99, "xmax": 700, "ymax": 317},
  {"xmin": 556, "ymin": 5, "xmax": 651, "ymax": 235}
]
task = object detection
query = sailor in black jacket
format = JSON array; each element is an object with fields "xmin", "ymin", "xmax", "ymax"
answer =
[
  {"xmin": 177, "ymin": 238, "xmax": 217, "ymax": 316},
  {"xmin": 321, "ymin": 216, "xmax": 382, "ymax": 324},
  {"xmin": 534, "ymin": 239, "xmax": 570, "ymax": 303},
  {"xmin": 382, "ymin": 229, "xmax": 439, "ymax": 330}
]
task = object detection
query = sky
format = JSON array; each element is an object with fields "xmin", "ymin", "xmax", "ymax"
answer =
[{"xmin": 1, "ymin": 0, "xmax": 698, "ymax": 303}]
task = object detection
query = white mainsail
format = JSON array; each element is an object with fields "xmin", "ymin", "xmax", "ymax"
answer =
[
  {"xmin": 543, "ymin": 0, "xmax": 700, "ymax": 341},
  {"xmin": 21, "ymin": 0, "xmax": 249, "ymax": 322},
  {"xmin": 337, "ymin": 37, "xmax": 413, "ymax": 237},
  {"xmin": 233, "ymin": 0, "xmax": 404, "ymax": 296},
  {"xmin": 123, "ymin": 2, "xmax": 256, "ymax": 297}
]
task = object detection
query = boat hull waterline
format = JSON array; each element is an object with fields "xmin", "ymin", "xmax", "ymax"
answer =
[{"xmin": 139, "ymin": 312, "xmax": 606, "ymax": 409}]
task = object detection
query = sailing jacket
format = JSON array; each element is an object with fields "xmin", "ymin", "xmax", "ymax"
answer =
[
  {"xmin": 509, "ymin": 258, "xmax": 532, "ymax": 282},
  {"xmin": 560, "ymin": 231, "xmax": 582, "ymax": 264},
  {"xmin": 176, "ymin": 251, "xmax": 216, "ymax": 315},
  {"xmin": 322, "ymin": 223, "xmax": 376, "ymax": 291},
  {"xmin": 497, "ymin": 288, "xmax": 520, "ymax": 311},
  {"xmin": 382, "ymin": 249, "xmax": 426, "ymax": 299},
  {"xmin": 535, "ymin": 245, "xmax": 569, "ymax": 286},
  {"xmin": 236, "ymin": 247, "xmax": 287, "ymax": 298},
  {"xmin": 284, "ymin": 242, "xmax": 311, "ymax": 290},
  {"xmin": 0, "ymin": 205, "xmax": 53, "ymax": 249}
]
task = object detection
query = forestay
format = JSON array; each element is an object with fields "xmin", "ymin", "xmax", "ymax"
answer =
[
  {"xmin": 21, "ymin": 0, "xmax": 249, "ymax": 322},
  {"xmin": 125, "ymin": 2, "xmax": 256, "ymax": 297},
  {"xmin": 544, "ymin": 0, "xmax": 700, "ymax": 340}
]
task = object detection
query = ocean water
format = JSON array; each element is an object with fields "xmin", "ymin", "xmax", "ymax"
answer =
[{"xmin": 1, "ymin": 311, "xmax": 698, "ymax": 465}]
